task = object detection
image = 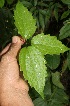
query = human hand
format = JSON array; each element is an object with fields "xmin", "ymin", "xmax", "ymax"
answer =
[{"xmin": 0, "ymin": 36, "xmax": 34, "ymax": 106}]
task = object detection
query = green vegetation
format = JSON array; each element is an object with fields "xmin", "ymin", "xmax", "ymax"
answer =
[{"xmin": 0, "ymin": 0, "xmax": 70, "ymax": 106}]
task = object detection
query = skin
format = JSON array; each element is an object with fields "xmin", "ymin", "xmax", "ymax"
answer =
[{"xmin": 0, "ymin": 36, "xmax": 34, "ymax": 106}]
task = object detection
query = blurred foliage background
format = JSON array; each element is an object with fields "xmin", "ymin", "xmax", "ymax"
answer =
[{"xmin": 0, "ymin": 0, "xmax": 70, "ymax": 106}]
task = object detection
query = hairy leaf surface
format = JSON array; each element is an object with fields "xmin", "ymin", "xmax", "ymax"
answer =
[
  {"xmin": 14, "ymin": 2, "xmax": 36, "ymax": 39},
  {"xmin": 19, "ymin": 46, "xmax": 47, "ymax": 98},
  {"xmin": 31, "ymin": 33, "xmax": 69, "ymax": 55}
]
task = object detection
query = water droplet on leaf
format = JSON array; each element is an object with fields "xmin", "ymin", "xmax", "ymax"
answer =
[
  {"xmin": 36, "ymin": 65, "xmax": 38, "ymax": 68},
  {"xmin": 27, "ymin": 56, "xmax": 29, "ymax": 58},
  {"xmin": 39, "ymin": 73, "xmax": 40, "ymax": 75}
]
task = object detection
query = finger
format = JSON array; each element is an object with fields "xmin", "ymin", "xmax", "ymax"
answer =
[
  {"xmin": 5, "ymin": 36, "xmax": 25, "ymax": 58},
  {"xmin": 0, "ymin": 43, "xmax": 11, "ymax": 56}
]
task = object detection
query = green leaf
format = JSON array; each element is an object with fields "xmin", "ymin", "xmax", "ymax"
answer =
[
  {"xmin": 57, "ymin": 3, "xmax": 63, "ymax": 8},
  {"xmin": 36, "ymin": 17, "xmax": 39, "ymax": 29},
  {"xmin": 30, "ymin": 7, "xmax": 36, "ymax": 13},
  {"xmin": 67, "ymin": 51, "xmax": 70, "ymax": 70},
  {"xmin": 59, "ymin": 20, "xmax": 70, "ymax": 40},
  {"xmin": 33, "ymin": 87, "xmax": 69, "ymax": 106},
  {"xmin": 49, "ymin": 87, "xmax": 69, "ymax": 106},
  {"xmin": 39, "ymin": 12, "xmax": 45, "ymax": 31},
  {"xmin": 45, "ymin": 54, "xmax": 60, "ymax": 70},
  {"xmin": 61, "ymin": 60, "xmax": 68, "ymax": 73},
  {"xmin": 38, "ymin": 2, "xmax": 48, "ymax": 7},
  {"xmin": 0, "ymin": 0, "xmax": 5, "ymax": 8},
  {"xmin": 39, "ymin": 9, "xmax": 47, "ymax": 16},
  {"xmin": 33, "ymin": 97, "xmax": 47, "ymax": 106},
  {"xmin": 44, "ymin": 9, "xmax": 51, "ymax": 26},
  {"xmin": 54, "ymin": 6, "xmax": 58, "ymax": 22},
  {"xmin": 68, "ymin": 4, "xmax": 70, "ymax": 9},
  {"xmin": 31, "ymin": 33, "xmax": 69, "ymax": 55},
  {"xmin": 61, "ymin": 10, "xmax": 70, "ymax": 20},
  {"xmin": 14, "ymin": 2, "xmax": 36, "ymax": 39},
  {"xmin": 52, "ymin": 72, "xmax": 64, "ymax": 89},
  {"xmin": 45, "ymin": 8, "xmax": 51, "ymax": 21},
  {"xmin": 19, "ymin": 46, "xmax": 47, "ymax": 98},
  {"xmin": 34, "ymin": 0, "xmax": 38, "ymax": 6},
  {"xmin": 21, "ymin": 1, "xmax": 32, "ymax": 8},
  {"xmin": 61, "ymin": 0, "xmax": 70, "ymax": 5},
  {"xmin": 6, "ymin": 0, "xmax": 14, "ymax": 4},
  {"xmin": 48, "ymin": 100, "xmax": 64, "ymax": 106},
  {"xmin": 44, "ymin": 78, "xmax": 51, "ymax": 96}
]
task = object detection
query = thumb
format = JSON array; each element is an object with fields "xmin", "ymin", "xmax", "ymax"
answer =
[{"xmin": 6, "ymin": 36, "xmax": 25, "ymax": 58}]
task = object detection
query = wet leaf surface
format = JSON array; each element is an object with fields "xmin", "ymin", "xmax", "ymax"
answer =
[
  {"xmin": 14, "ymin": 1, "xmax": 36, "ymax": 39},
  {"xmin": 31, "ymin": 33, "xmax": 69, "ymax": 55},
  {"xmin": 19, "ymin": 46, "xmax": 48, "ymax": 98}
]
